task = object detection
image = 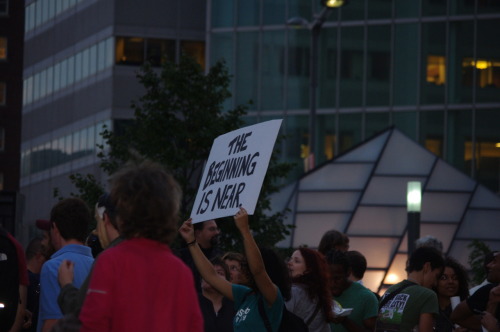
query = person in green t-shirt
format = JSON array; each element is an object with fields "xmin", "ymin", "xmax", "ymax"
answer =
[
  {"xmin": 326, "ymin": 250, "xmax": 378, "ymax": 332},
  {"xmin": 376, "ymin": 247, "xmax": 444, "ymax": 332}
]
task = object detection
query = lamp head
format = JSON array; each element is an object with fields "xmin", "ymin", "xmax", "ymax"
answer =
[{"xmin": 321, "ymin": 0, "xmax": 348, "ymax": 8}]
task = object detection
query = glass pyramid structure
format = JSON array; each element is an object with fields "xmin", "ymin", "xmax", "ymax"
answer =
[{"xmin": 274, "ymin": 127, "xmax": 500, "ymax": 293}]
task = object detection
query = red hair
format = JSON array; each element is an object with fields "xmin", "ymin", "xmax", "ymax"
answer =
[{"xmin": 292, "ymin": 248, "xmax": 334, "ymax": 322}]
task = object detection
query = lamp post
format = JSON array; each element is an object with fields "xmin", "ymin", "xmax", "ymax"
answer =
[
  {"xmin": 407, "ymin": 181, "xmax": 422, "ymax": 256},
  {"xmin": 287, "ymin": 1, "xmax": 346, "ymax": 171}
]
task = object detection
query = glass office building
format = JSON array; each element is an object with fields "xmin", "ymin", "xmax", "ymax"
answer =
[
  {"xmin": 20, "ymin": 0, "xmax": 206, "ymax": 241},
  {"xmin": 208, "ymin": 0, "xmax": 500, "ymax": 290},
  {"xmin": 208, "ymin": 0, "xmax": 500, "ymax": 194}
]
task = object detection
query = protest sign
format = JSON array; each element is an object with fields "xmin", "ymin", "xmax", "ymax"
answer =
[{"xmin": 190, "ymin": 119, "xmax": 282, "ymax": 223}]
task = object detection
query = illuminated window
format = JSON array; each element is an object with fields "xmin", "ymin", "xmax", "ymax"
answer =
[
  {"xmin": 0, "ymin": 82, "xmax": 5, "ymax": 105},
  {"xmin": 147, "ymin": 39, "xmax": 175, "ymax": 66},
  {"xmin": 462, "ymin": 57, "xmax": 500, "ymax": 88},
  {"xmin": 181, "ymin": 41, "xmax": 206, "ymax": 70},
  {"xmin": 425, "ymin": 138, "xmax": 442, "ymax": 157},
  {"xmin": 115, "ymin": 37, "xmax": 145, "ymax": 65},
  {"xmin": 0, "ymin": 37, "xmax": 6, "ymax": 60},
  {"xmin": 426, "ymin": 55, "xmax": 446, "ymax": 85}
]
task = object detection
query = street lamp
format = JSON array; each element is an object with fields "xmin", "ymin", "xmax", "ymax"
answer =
[
  {"xmin": 407, "ymin": 181, "xmax": 422, "ymax": 255},
  {"xmin": 287, "ymin": 3, "xmax": 346, "ymax": 171}
]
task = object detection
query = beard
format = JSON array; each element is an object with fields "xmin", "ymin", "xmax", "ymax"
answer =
[{"xmin": 210, "ymin": 234, "xmax": 220, "ymax": 247}]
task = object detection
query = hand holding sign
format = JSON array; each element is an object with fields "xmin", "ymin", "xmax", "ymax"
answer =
[
  {"xmin": 190, "ymin": 120, "xmax": 282, "ymax": 223},
  {"xmin": 234, "ymin": 207, "xmax": 249, "ymax": 233}
]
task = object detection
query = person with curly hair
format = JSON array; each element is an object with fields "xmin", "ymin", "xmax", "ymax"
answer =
[
  {"xmin": 79, "ymin": 160, "xmax": 203, "ymax": 332},
  {"xmin": 286, "ymin": 247, "xmax": 333, "ymax": 332},
  {"xmin": 434, "ymin": 257, "xmax": 469, "ymax": 332}
]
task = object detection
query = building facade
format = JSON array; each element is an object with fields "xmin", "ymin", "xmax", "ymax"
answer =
[
  {"xmin": 207, "ymin": 0, "xmax": 500, "ymax": 194},
  {"xmin": 0, "ymin": 0, "xmax": 23, "ymax": 192},
  {"xmin": 20, "ymin": 0, "xmax": 206, "ymax": 240}
]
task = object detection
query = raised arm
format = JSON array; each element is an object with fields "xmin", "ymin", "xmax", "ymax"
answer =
[
  {"xmin": 179, "ymin": 219, "xmax": 233, "ymax": 300},
  {"xmin": 234, "ymin": 207, "xmax": 278, "ymax": 307}
]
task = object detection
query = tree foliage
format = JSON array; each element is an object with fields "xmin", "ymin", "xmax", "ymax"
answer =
[
  {"xmin": 467, "ymin": 239, "xmax": 492, "ymax": 286},
  {"xmin": 68, "ymin": 55, "xmax": 294, "ymax": 250}
]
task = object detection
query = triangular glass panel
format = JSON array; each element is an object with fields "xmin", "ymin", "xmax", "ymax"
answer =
[
  {"xmin": 426, "ymin": 160, "xmax": 475, "ymax": 192},
  {"xmin": 337, "ymin": 130, "xmax": 390, "ymax": 162},
  {"xmin": 376, "ymin": 130, "xmax": 436, "ymax": 175}
]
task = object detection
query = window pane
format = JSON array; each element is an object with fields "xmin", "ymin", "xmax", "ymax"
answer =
[
  {"xmin": 475, "ymin": 19, "xmax": 500, "ymax": 103},
  {"xmin": 115, "ymin": 37, "xmax": 144, "ymax": 65},
  {"xmin": 235, "ymin": 32, "xmax": 257, "ymax": 110},
  {"xmin": 339, "ymin": 113, "xmax": 362, "ymax": 153},
  {"xmin": 81, "ymin": 48, "xmax": 90, "ymax": 78},
  {"xmin": 447, "ymin": 110, "xmax": 472, "ymax": 174},
  {"xmin": 180, "ymin": 40, "xmax": 204, "ymax": 69},
  {"xmin": 105, "ymin": 37, "xmax": 114, "ymax": 68},
  {"xmin": 339, "ymin": 26, "xmax": 364, "ymax": 107},
  {"xmin": 393, "ymin": 23, "xmax": 418, "ymax": 105},
  {"xmin": 210, "ymin": 33, "xmax": 234, "ymax": 110},
  {"xmin": 212, "ymin": 0, "xmax": 234, "ymax": 28},
  {"xmin": 237, "ymin": 0, "xmax": 258, "ymax": 26},
  {"xmin": 40, "ymin": 69, "xmax": 47, "ymax": 98},
  {"xmin": 89, "ymin": 44, "xmax": 97, "ymax": 75},
  {"xmin": 97, "ymin": 40, "xmax": 106, "ymax": 71},
  {"xmin": 318, "ymin": 27, "xmax": 338, "ymax": 108},
  {"xmin": 287, "ymin": 29, "xmax": 309, "ymax": 109},
  {"xmin": 474, "ymin": 109, "xmax": 500, "ymax": 193},
  {"xmin": 366, "ymin": 25, "xmax": 391, "ymax": 107},
  {"xmin": 420, "ymin": 110, "xmax": 444, "ymax": 158},
  {"xmin": 261, "ymin": 31, "xmax": 285, "ymax": 110},
  {"xmin": 46, "ymin": 66, "xmax": 54, "ymax": 95},
  {"xmin": 53, "ymin": 62, "xmax": 61, "ymax": 92},
  {"xmin": 75, "ymin": 52, "xmax": 82, "ymax": 82},
  {"xmin": 263, "ymin": 0, "xmax": 285, "ymax": 25},
  {"xmin": 449, "ymin": 20, "xmax": 473, "ymax": 104},
  {"xmin": 422, "ymin": 22, "xmax": 446, "ymax": 104}
]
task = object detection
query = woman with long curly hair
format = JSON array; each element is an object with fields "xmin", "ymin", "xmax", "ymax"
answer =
[
  {"xmin": 286, "ymin": 247, "xmax": 333, "ymax": 332},
  {"xmin": 434, "ymin": 257, "xmax": 469, "ymax": 332}
]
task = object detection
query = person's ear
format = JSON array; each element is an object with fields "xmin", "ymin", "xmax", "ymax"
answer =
[{"xmin": 423, "ymin": 262, "xmax": 431, "ymax": 273}]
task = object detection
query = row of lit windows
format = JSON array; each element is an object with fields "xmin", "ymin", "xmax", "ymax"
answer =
[
  {"xmin": 427, "ymin": 56, "xmax": 500, "ymax": 88},
  {"xmin": 23, "ymin": 37, "xmax": 206, "ymax": 108},
  {"xmin": 21, "ymin": 120, "xmax": 110, "ymax": 177},
  {"xmin": 25, "ymin": 0, "xmax": 85, "ymax": 33},
  {"xmin": 116, "ymin": 37, "xmax": 206, "ymax": 69},
  {"xmin": 23, "ymin": 37, "xmax": 114, "ymax": 107}
]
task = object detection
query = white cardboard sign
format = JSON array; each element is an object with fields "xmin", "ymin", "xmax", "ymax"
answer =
[{"xmin": 190, "ymin": 119, "xmax": 283, "ymax": 223}]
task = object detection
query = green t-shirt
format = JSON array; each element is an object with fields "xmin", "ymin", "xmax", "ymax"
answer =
[
  {"xmin": 376, "ymin": 280, "xmax": 438, "ymax": 332},
  {"xmin": 331, "ymin": 282, "xmax": 379, "ymax": 332},
  {"xmin": 232, "ymin": 284, "xmax": 284, "ymax": 332}
]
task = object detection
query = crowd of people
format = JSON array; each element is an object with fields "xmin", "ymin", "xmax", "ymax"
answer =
[{"xmin": 1, "ymin": 159, "xmax": 499, "ymax": 332}]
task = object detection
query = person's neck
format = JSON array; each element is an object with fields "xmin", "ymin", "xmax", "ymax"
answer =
[
  {"xmin": 406, "ymin": 271, "xmax": 424, "ymax": 285},
  {"xmin": 438, "ymin": 294, "xmax": 451, "ymax": 310},
  {"xmin": 27, "ymin": 260, "xmax": 42, "ymax": 274},
  {"xmin": 61, "ymin": 238, "xmax": 84, "ymax": 247}
]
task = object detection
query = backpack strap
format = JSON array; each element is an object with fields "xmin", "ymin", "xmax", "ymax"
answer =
[
  {"xmin": 305, "ymin": 303, "xmax": 321, "ymax": 326},
  {"xmin": 378, "ymin": 280, "xmax": 416, "ymax": 309},
  {"xmin": 257, "ymin": 296, "xmax": 273, "ymax": 332}
]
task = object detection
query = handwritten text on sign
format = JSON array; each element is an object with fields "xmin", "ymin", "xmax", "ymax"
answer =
[{"xmin": 190, "ymin": 119, "xmax": 282, "ymax": 223}]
